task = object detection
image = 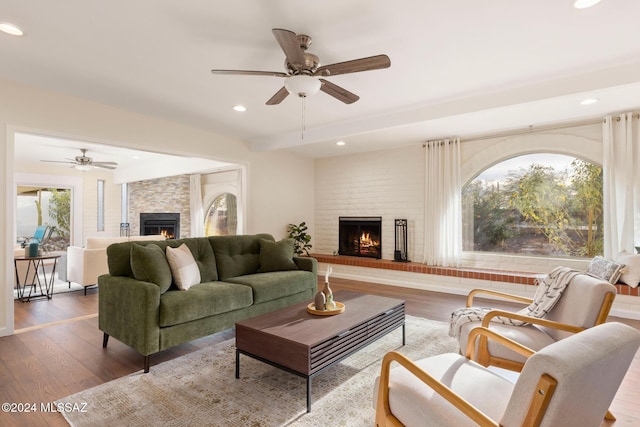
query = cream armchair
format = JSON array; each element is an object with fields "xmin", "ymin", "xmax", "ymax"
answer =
[
  {"xmin": 375, "ymin": 322, "xmax": 640, "ymax": 427},
  {"xmin": 66, "ymin": 235, "xmax": 165, "ymax": 295},
  {"xmin": 456, "ymin": 272, "xmax": 616, "ymax": 372}
]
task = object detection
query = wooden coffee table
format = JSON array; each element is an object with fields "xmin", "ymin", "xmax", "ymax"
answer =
[{"xmin": 235, "ymin": 290, "xmax": 405, "ymax": 412}]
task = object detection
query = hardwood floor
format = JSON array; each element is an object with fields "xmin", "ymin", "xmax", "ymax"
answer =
[{"xmin": 1, "ymin": 277, "xmax": 639, "ymax": 426}]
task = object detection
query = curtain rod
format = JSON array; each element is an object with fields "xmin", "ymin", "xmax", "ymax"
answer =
[
  {"xmin": 423, "ymin": 117, "xmax": 605, "ymax": 147},
  {"xmin": 423, "ymin": 113, "xmax": 640, "ymax": 146}
]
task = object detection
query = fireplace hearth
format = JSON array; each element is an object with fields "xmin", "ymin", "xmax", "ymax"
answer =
[
  {"xmin": 140, "ymin": 213, "xmax": 180, "ymax": 239},
  {"xmin": 339, "ymin": 216, "xmax": 382, "ymax": 259}
]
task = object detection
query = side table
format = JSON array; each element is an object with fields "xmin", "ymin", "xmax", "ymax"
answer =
[{"xmin": 14, "ymin": 254, "xmax": 61, "ymax": 302}]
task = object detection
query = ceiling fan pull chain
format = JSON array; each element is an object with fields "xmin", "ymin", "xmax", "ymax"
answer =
[{"xmin": 301, "ymin": 96, "xmax": 306, "ymax": 141}]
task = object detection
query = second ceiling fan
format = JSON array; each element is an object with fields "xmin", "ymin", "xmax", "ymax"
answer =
[{"xmin": 211, "ymin": 28, "xmax": 391, "ymax": 105}]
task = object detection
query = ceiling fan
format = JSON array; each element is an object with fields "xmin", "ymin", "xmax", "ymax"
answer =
[
  {"xmin": 41, "ymin": 148, "xmax": 118, "ymax": 170},
  {"xmin": 211, "ymin": 28, "xmax": 391, "ymax": 105}
]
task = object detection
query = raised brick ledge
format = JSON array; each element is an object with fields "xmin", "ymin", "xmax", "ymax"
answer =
[
  {"xmin": 311, "ymin": 254, "xmax": 640, "ymax": 297},
  {"xmin": 311, "ymin": 254, "xmax": 537, "ymax": 285}
]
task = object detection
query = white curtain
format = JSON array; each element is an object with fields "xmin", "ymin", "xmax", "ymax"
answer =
[
  {"xmin": 189, "ymin": 174, "xmax": 205, "ymax": 237},
  {"xmin": 423, "ymin": 138, "xmax": 462, "ymax": 266},
  {"xmin": 603, "ymin": 113, "xmax": 640, "ymax": 257}
]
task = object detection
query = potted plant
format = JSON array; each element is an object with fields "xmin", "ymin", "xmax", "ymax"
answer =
[{"xmin": 287, "ymin": 221, "xmax": 312, "ymax": 256}]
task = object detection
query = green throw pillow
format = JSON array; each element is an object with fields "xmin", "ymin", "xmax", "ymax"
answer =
[
  {"xmin": 257, "ymin": 238, "xmax": 298, "ymax": 273},
  {"xmin": 130, "ymin": 243, "xmax": 173, "ymax": 293}
]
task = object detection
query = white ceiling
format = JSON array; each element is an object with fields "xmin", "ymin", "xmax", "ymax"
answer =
[
  {"xmin": 4, "ymin": 0, "xmax": 640, "ymax": 160},
  {"xmin": 13, "ymin": 133, "xmax": 233, "ymax": 183}
]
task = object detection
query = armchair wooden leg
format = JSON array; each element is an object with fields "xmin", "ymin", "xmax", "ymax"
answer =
[
  {"xmin": 102, "ymin": 333, "xmax": 109, "ymax": 348},
  {"xmin": 144, "ymin": 355, "xmax": 150, "ymax": 373}
]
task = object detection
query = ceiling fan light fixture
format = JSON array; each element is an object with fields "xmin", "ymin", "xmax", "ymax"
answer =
[
  {"xmin": 284, "ymin": 75, "xmax": 321, "ymax": 98},
  {"xmin": 580, "ymin": 98, "xmax": 599, "ymax": 105},
  {"xmin": 0, "ymin": 22, "xmax": 24, "ymax": 36},
  {"xmin": 74, "ymin": 164, "xmax": 93, "ymax": 171},
  {"xmin": 573, "ymin": 0, "xmax": 602, "ymax": 9}
]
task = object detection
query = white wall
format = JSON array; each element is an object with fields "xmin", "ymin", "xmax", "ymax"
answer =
[{"xmin": 0, "ymin": 77, "xmax": 314, "ymax": 336}]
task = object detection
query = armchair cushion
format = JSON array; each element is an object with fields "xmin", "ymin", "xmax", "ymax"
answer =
[
  {"xmin": 459, "ymin": 322, "xmax": 556, "ymax": 365},
  {"xmin": 376, "ymin": 353, "xmax": 514, "ymax": 426}
]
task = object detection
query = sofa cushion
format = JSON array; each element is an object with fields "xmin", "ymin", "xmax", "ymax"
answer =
[
  {"xmin": 130, "ymin": 243, "xmax": 173, "ymax": 293},
  {"xmin": 158, "ymin": 281, "xmax": 253, "ymax": 327},
  {"xmin": 210, "ymin": 234, "xmax": 274, "ymax": 280},
  {"xmin": 225, "ymin": 270, "xmax": 315, "ymax": 304},
  {"xmin": 166, "ymin": 244, "xmax": 201, "ymax": 290},
  {"xmin": 258, "ymin": 238, "xmax": 298, "ymax": 273}
]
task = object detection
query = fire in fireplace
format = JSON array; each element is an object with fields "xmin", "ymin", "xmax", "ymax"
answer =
[
  {"xmin": 140, "ymin": 213, "xmax": 180, "ymax": 239},
  {"xmin": 339, "ymin": 216, "xmax": 382, "ymax": 259}
]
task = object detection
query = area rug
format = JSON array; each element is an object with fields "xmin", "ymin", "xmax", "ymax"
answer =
[{"xmin": 57, "ymin": 315, "xmax": 459, "ymax": 427}]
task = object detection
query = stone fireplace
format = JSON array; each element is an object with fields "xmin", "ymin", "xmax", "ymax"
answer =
[
  {"xmin": 140, "ymin": 213, "xmax": 180, "ymax": 239},
  {"xmin": 338, "ymin": 216, "xmax": 382, "ymax": 259}
]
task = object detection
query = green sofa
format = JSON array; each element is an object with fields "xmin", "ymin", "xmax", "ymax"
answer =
[{"xmin": 98, "ymin": 233, "xmax": 317, "ymax": 372}]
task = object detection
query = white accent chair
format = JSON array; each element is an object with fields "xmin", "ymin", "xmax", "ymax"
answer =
[
  {"xmin": 374, "ymin": 322, "xmax": 640, "ymax": 427},
  {"xmin": 66, "ymin": 235, "xmax": 165, "ymax": 295},
  {"xmin": 457, "ymin": 273, "xmax": 616, "ymax": 372}
]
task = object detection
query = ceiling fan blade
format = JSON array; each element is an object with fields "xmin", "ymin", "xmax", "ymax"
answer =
[
  {"xmin": 211, "ymin": 69, "xmax": 288, "ymax": 78},
  {"xmin": 40, "ymin": 160, "xmax": 75, "ymax": 164},
  {"xmin": 319, "ymin": 79, "xmax": 359, "ymax": 104},
  {"xmin": 92, "ymin": 162, "xmax": 118, "ymax": 170},
  {"xmin": 315, "ymin": 54, "xmax": 391, "ymax": 77},
  {"xmin": 266, "ymin": 87, "xmax": 289, "ymax": 105},
  {"xmin": 272, "ymin": 28, "xmax": 305, "ymax": 71}
]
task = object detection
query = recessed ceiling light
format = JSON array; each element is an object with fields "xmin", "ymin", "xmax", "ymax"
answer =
[
  {"xmin": 336, "ymin": 141, "xmax": 346, "ymax": 146},
  {"xmin": 573, "ymin": 0, "xmax": 602, "ymax": 9},
  {"xmin": 233, "ymin": 105, "xmax": 247, "ymax": 112},
  {"xmin": 580, "ymin": 98, "xmax": 599, "ymax": 105},
  {"xmin": 0, "ymin": 22, "xmax": 24, "ymax": 36}
]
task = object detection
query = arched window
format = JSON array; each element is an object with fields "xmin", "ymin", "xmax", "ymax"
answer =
[
  {"xmin": 204, "ymin": 193, "xmax": 237, "ymax": 236},
  {"xmin": 462, "ymin": 153, "xmax": 603, "ymax": 258}
]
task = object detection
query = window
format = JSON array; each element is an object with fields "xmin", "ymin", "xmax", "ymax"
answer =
[
  {"xmin": 462, "ymin": 154, "xmax": 603, "ymax": 257},
  {"xmin": 204, "ymin": 193, "xmax": 237, "ymax": 236},
  {"xmin": 16, "ymin": 186, "xmax": 71, "ymax": 248}
]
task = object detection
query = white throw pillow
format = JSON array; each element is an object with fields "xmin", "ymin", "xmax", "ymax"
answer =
[
  {"xmin": 166, "ymin": 244, "xmax": 201, "ymax": 290},
  {"xmin": 616, "ymin": 251, "xmax": 640, "ymax": 288}
]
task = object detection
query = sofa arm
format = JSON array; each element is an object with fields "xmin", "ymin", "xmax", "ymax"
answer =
[
  {"xmin": 294, "ymin": 256, "xmax": 317, "ymax": 275},
  {"xmin": 67, "ymin": 246, "xmax": 109, "ymax": 286},
  {"xmin": 98, "ymin": 274, "xmax": 162, "ymax": 356}
]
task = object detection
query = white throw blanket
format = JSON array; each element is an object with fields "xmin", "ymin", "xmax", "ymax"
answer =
[{"xmin": 449, "ymin": 266, "xmax": 580, "ymax": 338}]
